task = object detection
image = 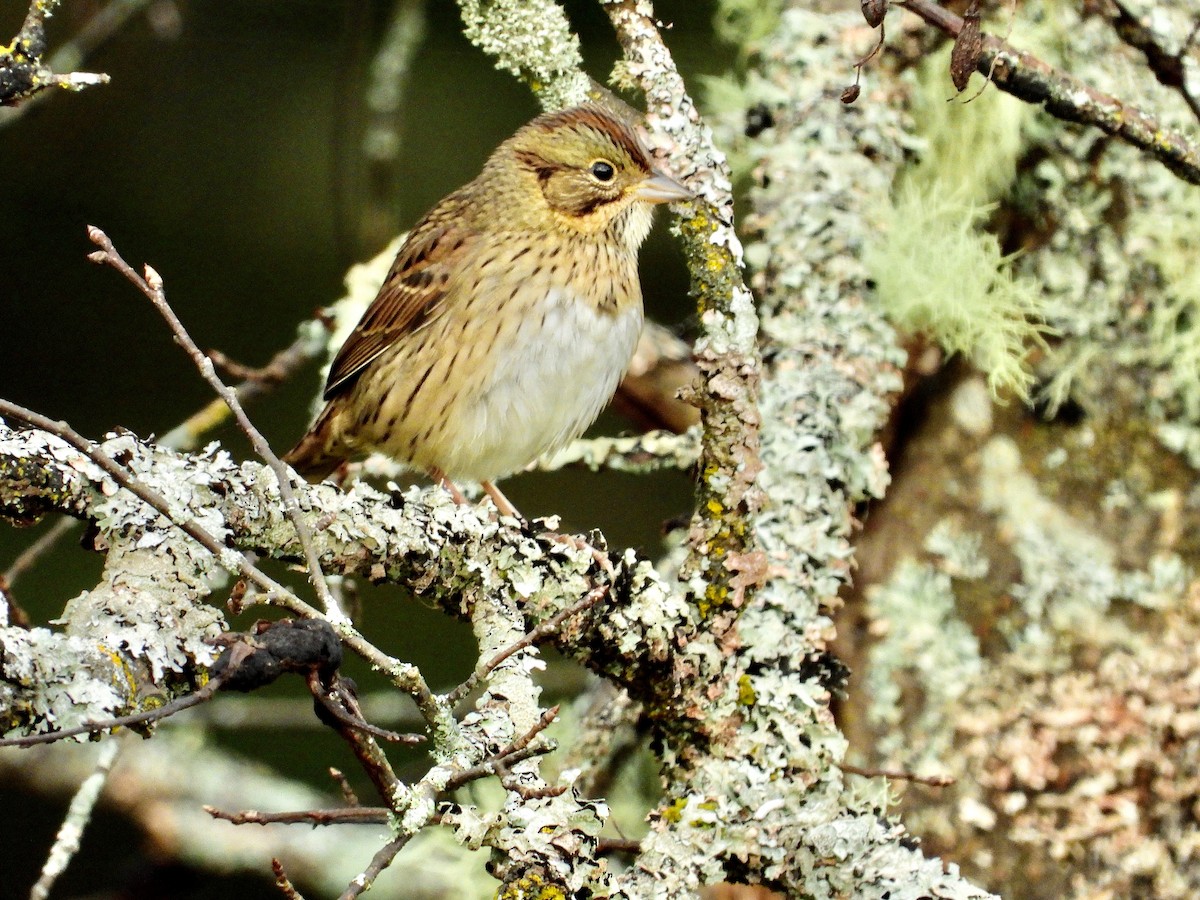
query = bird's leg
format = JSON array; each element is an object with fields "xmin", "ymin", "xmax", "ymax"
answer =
[
  {"xmin": 481, "ymin": 480, "xmax": 523, "ymax": 520},
  {"xmin": 429, "ymin": 467, "xmax": 468, "ymax": 506}
]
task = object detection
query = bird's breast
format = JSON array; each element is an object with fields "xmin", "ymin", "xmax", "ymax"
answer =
[
  {"xmin": 349, "ymin": 238, "xmax": 645, "ymax": 483},
  {"xmin": 447, "ymin": 282, "xmax": 643, "ymax": 480}
]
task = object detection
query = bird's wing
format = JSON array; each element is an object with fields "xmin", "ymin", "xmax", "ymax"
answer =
[{"xmin": 324, "ymin": 202, "xmax": 473, "ymax": 400}]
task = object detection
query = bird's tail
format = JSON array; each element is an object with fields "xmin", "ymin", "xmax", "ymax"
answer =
[{"xmin": 283, "ymin": 406, "xmax": 345, "ymax": 482}]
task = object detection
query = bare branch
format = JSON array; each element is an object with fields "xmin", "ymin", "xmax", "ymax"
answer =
[
  {"xmin": 328, "ymin": 768, "xmax": 360, "ymax": 807},
  {"xmin": 271, "ymin": 858, "xmax": 308, "ymax": 900},
  {"xmin": 338, "ymin": 834, "xmax": 412, "ymax": 900},
  {"xmin": 207, "ymin": 806, "xmax": 390, "ymax": 826},
  {"xmin": 85, "ymin": 227, "xmax": 344, "ymax": 622}
]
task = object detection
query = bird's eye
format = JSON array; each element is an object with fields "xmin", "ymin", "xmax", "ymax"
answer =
[{"xmin": 590, "ymin": 160, "xmax": 616, "ymax": 182}]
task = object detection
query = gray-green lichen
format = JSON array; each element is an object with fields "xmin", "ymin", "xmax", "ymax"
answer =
[
  {"xmin": 865, "ymin": 531, "xmax": 984, "ymax": 775},
  {"xmin": 456, "ymin": 0, "xmax": 590, "ymax": 110},
  {"xmin": 1005, "ymin": 1, "xmax": 1200, "ymax": 464},
  {"xmin": 1, "ymin": 429, "xmax": 224, "ymax": 738},
  {"xmin": 603, "ymin": 5, "xmax": 992, "ymax": 898}
]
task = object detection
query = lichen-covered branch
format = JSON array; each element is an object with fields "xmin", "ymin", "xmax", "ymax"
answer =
[
  {"xmin": 455, "ymin": 0, "xmax": 591, "ymax": 110},
  {"xmin": 603, "ymin": 0, "xmax": 767, "ymax": 606},
  {"xmin": 898, "ymin": 0, "xmax": 1200, "ymax": 186},
  {"xmin": 1, "ymin": 1, "xmax": 110, "ymax": 107},
  {"xmin": 28, "ymin": 737, "xmax": 122, "ymax": 900},
  {"xmin": 444, "ymin": 0, "xmax": 993, "ymax": 894},
  {"xmin": 0, "ymin": 421, "xmax": 690, "ymax": 724}
]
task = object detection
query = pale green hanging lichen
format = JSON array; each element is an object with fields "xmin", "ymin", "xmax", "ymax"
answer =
[{"xmin": 867, "ymin": 46, "xmax": 1049, "ymax": 400}]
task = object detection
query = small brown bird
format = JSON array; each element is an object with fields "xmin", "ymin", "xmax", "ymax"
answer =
[{"xmin": 284, "ymin": 105, "xmax": 692, "ymax": 513}]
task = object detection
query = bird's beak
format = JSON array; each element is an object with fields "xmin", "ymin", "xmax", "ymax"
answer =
[{"xmin": 634, "ymin": 170, "xmax": 694, "ymax": 204}]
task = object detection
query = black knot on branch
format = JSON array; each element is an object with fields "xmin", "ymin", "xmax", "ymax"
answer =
[{"xmin": 211, "ymin": 617, "xmax": 343, "ymax": 692}]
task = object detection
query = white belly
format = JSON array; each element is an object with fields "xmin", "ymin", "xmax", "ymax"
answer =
[{"xmin": 441, "ymin": 288, "xmax": 643, "ymax": 481}]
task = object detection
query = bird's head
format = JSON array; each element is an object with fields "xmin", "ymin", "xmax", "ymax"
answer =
[{"xmin": 491, "ymin": 104, "xmax": 692, "ymax": 244}]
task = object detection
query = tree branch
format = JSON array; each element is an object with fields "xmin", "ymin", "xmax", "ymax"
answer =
[
  {"xmin": 898, "ymin": 0, "xmax": 1200, "ymax": 186},
  {"xmin": 0, "ymin": 0, "xmax": 110, "ymax": 107},
  {"xmin": 86, "ymin": 227, "xmax": 344, "ymax": 623}
]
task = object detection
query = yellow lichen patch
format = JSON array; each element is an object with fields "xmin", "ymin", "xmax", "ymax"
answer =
[
  {"xmin": 494, "ymin": 872, "xmax": 566, "ymax": 900},
  {"xmin": 661, "ymin": 797, "xmax": 688, "ymax": 823},
  {"xmin": 737, "ymin": 673, "xmax": 756, "ymax": 706}
]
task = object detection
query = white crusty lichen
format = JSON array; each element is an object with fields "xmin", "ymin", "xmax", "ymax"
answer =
[{"xmin": 1, "ymin": 430, "xmax": 224, "ymax": 738}]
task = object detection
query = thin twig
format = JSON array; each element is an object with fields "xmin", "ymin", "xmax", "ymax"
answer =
[
  {"xmin": 308, "ymin": 676, "xmax": 406, "ymax": 804},
  {"xmin": 207, "ymin": 806, "xmax": 390, "ymax": 826},
  {"xmin": 443, "ymin": 745, "xmax": 547, "ymax": 793},
  {"xmin": 597, "ymin": 837, "xmax": 642, "ymax": 855},
  {"xmin": 29, "ymin": 739, "xmax": 123, "ymax": 900},
  {"xmin": 338, "ymin": 833, "xmax": 412, "ymax": 900},
  {"xmin": 2, "ymin": 515, "xmax": 77, "ymax": 588},
  {"xmin": 168, "ymin": 691, "xmax": 427, "ymax": 732},
  {"xmin": 1, "ymin": 323, "xmax": 325, "ymax": 607},
  {"xmin": 897, "ymin": 0, "xmax": 1200, "ymax": 186},
  {"xmin": 504, "ymin": 705, "xmax": 560, "ymax": 755},
  {"xmin": 839, "ymin": 761, "xmax": 955, "ymax": 787},
  {"xmin": 162, "ymin": 323, "xmax": 330, "ymax": 451},
  {"xmin": 0, "ymin": 397, "xmax": 316, "ymax": 619},
  {"xmin": 329, "ymin": 768, "xmax": 361, "ymax": 806},
  {"xmin": 1107, "ymin": 0, "xmax": 1200, "ymax": 124},
  {"xmin": 445, "ymin": 586, "xmax": 607, "ymax": 706},
  {"xmin": 442, "ymin": 707, "xmax": 561, "ymax": 794},
  {"xmin": 85, "ymin": 226, "xmax": 344, "ymax": 623},
  {"xmin": 271, "ymin": 858, "xmax": 308, "ymax": 900},
  {"xmin": 207, "ymin": 739, "xmax": 556, "ymax": 831},
  {"xmin": 206, "ymin": 348, "xmax": 292, "ymax": 385},
  {"xmin": 307, "ymin": 671, "xmax": 423, "ymax": 744}
]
